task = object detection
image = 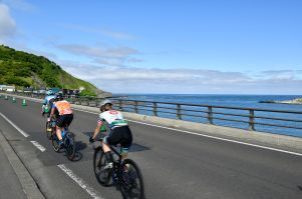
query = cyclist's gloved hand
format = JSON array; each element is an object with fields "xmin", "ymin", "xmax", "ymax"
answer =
[{"xmin": 89, "ymin": 136, "xmax": 95, "ymax": 143}]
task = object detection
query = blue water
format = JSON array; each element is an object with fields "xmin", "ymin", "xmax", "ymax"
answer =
[{"xmin": 114, "ymin": 94, "xmax": 302, "ymax": 137}]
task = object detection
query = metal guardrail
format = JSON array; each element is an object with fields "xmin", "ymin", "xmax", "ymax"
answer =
[{"xmin": 1, "ymin": 91, "xmax": 302, "ymax": 133}]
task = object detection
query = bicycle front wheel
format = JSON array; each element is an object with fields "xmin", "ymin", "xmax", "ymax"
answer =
[
  {"xmin": 93, "ymin": 147, "xmax": 112, "ymax": 186},
  {"xmin": 51, "ymin": 134, "xmax": 60, "ymax": 152},
  {"xmin": 45, "ymin": 121, "xmax": 52, "ymax": 140},
  {"xmin": 120, "ymin": 159, "xmax": 145, "ymax": 199},
  {"xmin": 65, "ymin": 133, "xmax": 76, "ymax": 160}
]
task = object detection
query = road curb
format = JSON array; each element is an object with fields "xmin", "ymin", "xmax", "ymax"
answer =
[{"xmin": 0, "ymin": 129, "xmax": 45, "ymax": 199}]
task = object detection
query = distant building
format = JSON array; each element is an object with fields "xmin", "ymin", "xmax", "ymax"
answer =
[
  {"xmin": 23, "ymin": 87, "xmax": 33, "ymax": 93},
  {"xmin": 0, "ymin": 85, "xmax": 16, "ymax": 92}
]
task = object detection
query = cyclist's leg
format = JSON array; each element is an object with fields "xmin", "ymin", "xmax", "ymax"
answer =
[
  {"xmin": 103, "ymin": 130, "xmax": 122, "ymax": 164},
  {"xmin": 102, "ymin": 136, "xmax": 113, "ymax": 164},
  {"xmin": 120, "ymin": 126, "xmax": 133, "ymax": 158},
  {"xmin": 42, "ymin": 106, "xmax": 45, "ymax": 116},
  {"xmin": 47, "ymin": 111, "xmax": 51, "ymax": 121},
  {"xmin": 55, "ymin": 115, "xmax": 64, "ymax": 142},
  {"xmin": 64, "ymin": 114, "xmax": 73, "ymax": 130}
]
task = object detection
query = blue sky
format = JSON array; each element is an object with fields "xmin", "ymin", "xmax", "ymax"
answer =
[{"xmin": 0, "ymin": 0, "xmax": 302, "ymax": 94}]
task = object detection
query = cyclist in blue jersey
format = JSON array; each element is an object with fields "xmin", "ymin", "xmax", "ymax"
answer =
[{"xmin": 42, "ymin": 90, "xmax": 56, "ymax": 117}]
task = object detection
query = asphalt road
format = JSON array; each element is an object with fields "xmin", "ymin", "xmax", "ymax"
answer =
[{"xmin": 0, "ymin": 98, "xmax": 302, "ymax": 199}]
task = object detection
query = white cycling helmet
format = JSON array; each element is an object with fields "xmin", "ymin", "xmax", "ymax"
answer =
[
  {"xmin": 46, "ymin": 90, "xmax": 54, "ymax": 95},
  {"xmin": 100, "ymin": 99, "xmax": 113, "ymax": 107}
]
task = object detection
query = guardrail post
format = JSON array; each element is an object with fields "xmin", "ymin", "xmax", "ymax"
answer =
[
  {"xmin": 134, "ymin": 101, "xmax": 138, "ymax": 113},
  {"xmin": 177, "ymin": 104, "xmax": 182, "ymax": 120},
  {"xmin": 119, "ymin": 100, "xmax": 123, "ymax": 111},
  {"xmin": 207, "ymin": 106, "xmax": 213, "ymax": 124},
  {"xmin": 153, "ymin": 102, "xmax": 158, "ymax": 116},
  {"xmin": 249, "ymin": 109, "xmax": 255, "ymax": 131}
]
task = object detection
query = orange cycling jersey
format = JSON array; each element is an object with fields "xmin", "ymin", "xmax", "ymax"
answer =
[{"xmin": 53, "ymin": 100, "xmax": 73, "ymax": 115}]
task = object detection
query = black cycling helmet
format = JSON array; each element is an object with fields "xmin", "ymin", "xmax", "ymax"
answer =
[{"xmin": 55, "ymin": 93, "xmax": 63, "ymax": 101}]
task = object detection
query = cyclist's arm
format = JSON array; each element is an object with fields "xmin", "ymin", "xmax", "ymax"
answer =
[
  {"xmin": 50, "ymin": 104, "xmax": 56, "ymax": 119},
  {"xmin": 92, "ymin": 121, "xmax": 102, "ymax": 140}
]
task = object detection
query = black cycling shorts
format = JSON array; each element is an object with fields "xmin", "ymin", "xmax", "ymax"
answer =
[
  {"xmin": 56, "ymin": 114, "xmax": 73, "ymax": 128},
  {"xmin": 105, "ymin": 126, "xmax": 133, "ymax": 148}
]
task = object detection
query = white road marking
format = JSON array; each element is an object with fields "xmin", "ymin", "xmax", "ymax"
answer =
[
  {"xmin": 0, "ymin": 112, "xmax": 29, "ymax": 137},
  {"xmin": 30, "ymin": 141, "xmax": 46, "ymax": 152},
  {"xmin": 73, "ymin": 108, "xmax": 302, "ymax": 157},
  {"xmin": 57, "ymin": 164, "xmax": 104, "ymax": 199}
]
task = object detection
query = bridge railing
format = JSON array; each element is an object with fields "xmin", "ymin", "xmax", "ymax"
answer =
[
  {"xmin": 111, "ymin": 99, "xmax": 302, "ymax": 132},
  {"xmin": 1, "ymin": 91, "xmax": 302, "ymax": 134}
]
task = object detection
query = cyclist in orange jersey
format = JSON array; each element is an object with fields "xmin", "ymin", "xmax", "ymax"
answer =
[{"xmin": 50, "ymin": 94, "xmax": 73, "ymax": 147}]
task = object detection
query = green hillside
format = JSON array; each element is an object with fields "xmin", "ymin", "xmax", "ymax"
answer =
[{"xmin": 0, "ymin": 45, "xmax": 111, "ymax": 97}]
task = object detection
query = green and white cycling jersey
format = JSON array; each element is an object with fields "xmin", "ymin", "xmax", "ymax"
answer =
[{"xmin": 97, "ymin": 110, "xmax": 128, "ymax": 129}]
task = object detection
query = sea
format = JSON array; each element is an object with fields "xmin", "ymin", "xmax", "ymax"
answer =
[{"xmin": 113, "ymin": 94, "xmax": 302, "ymax": 138}]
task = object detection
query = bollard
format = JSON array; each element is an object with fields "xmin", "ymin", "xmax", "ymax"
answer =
[
  {"xmin": 22, "ymin": 99, "xmax": 27, "ymax": 106},
  {"xmin": 12, "ymin": 97, "xmax": 16, "ymax": 103}
]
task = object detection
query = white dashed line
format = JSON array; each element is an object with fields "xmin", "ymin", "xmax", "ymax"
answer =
[
  {"xmin": 57, "ymin": 164, "xmax": 104, "ymax": 199},
  {"xmin": 0, "ymin": 112, "xmax": 29, "ymax": 137},
  {"xmin": 30, "ymin": 141, "xmax": 46, "ymax": 152}
]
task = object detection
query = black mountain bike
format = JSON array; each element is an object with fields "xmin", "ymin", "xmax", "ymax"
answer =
[
  {"xmin": 93, "ymin": 139, "xmax": 145, "ymax": 199},
  {"xmin": 51, "ymin": 126, "xmax": 76, "ymax": 161}
]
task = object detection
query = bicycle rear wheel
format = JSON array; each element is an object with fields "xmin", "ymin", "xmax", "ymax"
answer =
[
  {"xmin": 93, "ymin": 147, "xmax": 113, "ymax": 186},
  {"xmin": 65, "ymin": 133, "xmax": 76, "ymax": 160},
  {"xmin": 120, "ymin": 159, "xmax": 145, "ymax": 199}
]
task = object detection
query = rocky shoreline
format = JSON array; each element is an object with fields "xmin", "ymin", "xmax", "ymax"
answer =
[{"xmin": 259, "ymin": 98, "xmax": 302, "ymax": 105}]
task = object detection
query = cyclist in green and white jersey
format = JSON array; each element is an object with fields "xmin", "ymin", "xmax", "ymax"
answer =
[{"xmin": 89, "ymin": 99, "xmax": 133, "ymax": 168}]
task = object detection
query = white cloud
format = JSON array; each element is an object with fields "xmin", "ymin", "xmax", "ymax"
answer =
[
  {"xmin": 101, "ymin": 29, "xmax": 134, "ymax": 40},
  {"xmin": 3, "ymin": 0, "xmax": 35, "ymax": 12},
  {"xmin": 259, "ymin": 70, "xmax": 302, "ymax": 80},
  {"xmin": 57, "ymin": 61, "xmax": 302, "ymax": 94},
  {"xmin": 57, "ymin": 44, "xmax": 138, "ymax": 59},
  {"xmin": 0, "ymin": 3, "xmax": 16, "ymax": 40},
  {"xmin": 56, "ymin": 43, "xmax": 140, "ymax": 67},
  {"xmin": 59, "ymin": 24, "xmax": 135, "ymax": 40}
]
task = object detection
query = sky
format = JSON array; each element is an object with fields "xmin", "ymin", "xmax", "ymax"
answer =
[{"xmin": 0, "ymin": 0, "xmax": 302, "ymax": 94}]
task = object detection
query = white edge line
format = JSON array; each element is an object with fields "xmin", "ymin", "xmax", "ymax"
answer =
[
  {"xmin": 30, "ymin": 141, "xmax": 46, "ymax": 152},
  {"xmin": 57, "ymin": 164, "xmax": 104, "ymax": 199},
  {"xmin": 73, "ymin": 108, "xmax": 302, "ymax": 157},
  {"xmin": 0, "ymin": 112, "xmax": 29, "ymax": 137}
]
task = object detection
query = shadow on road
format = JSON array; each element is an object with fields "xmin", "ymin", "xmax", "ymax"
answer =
[
  {"xmin": 298, "ymin": 185, "xmax": 302, "ymax": 191},
  {"xmin": 71, "ymin": 151, "xmax": 83, "ymax": 162},
  {"xmin": 64, "ymin": 133, "xmax": 87, "ymax": 162},
  {"xmin": 70, "ymin": 141, "xmax": 88, "ymax": 162}
]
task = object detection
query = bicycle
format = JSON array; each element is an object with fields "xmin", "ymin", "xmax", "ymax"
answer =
[
  {"xmin": 93, "ymin": 138, "xmax": 145, "ymax": 199},
  {"xmin": 45, "ymin": 117, "xmax": 56, "ymax": 140},
  {"xmin": 51, "ymin": 125, "xmax": 76, "ymax": 161},
  {"xmin": 42, "ymin": 105, "xmax": 53, "ymax": 139}
]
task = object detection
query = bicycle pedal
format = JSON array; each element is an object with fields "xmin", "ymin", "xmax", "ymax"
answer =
[{"xmin": 103, "ymin": 162, "xmax": 113, "ymax": 170}]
